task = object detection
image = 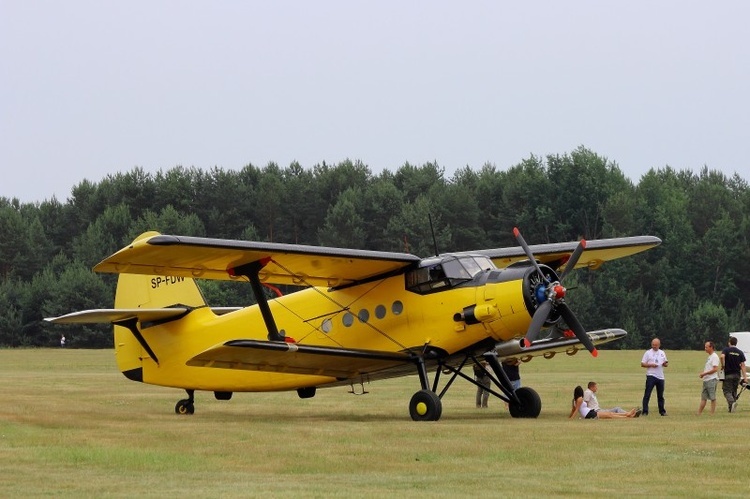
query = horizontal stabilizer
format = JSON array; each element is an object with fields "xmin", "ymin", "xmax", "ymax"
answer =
[
  {"xmin": 187, "ymin": 340, "xmax": 415, "ymax": 379},
  {"xmin": 210, "ymin": 307, "xmax": 242, "ymax": 315},
  {"xmin": 45, "ymin": 308, "xmax": 189, "ymax": 324}
]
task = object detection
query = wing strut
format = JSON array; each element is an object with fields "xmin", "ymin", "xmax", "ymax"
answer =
[{"xmin": 229, "ymin": 259, "xmax": 284, "ymax": 342}]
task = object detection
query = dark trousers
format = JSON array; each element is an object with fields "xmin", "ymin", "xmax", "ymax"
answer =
[
  {"xmin": 722, "ymin": 373, "xmax": 740, "ymax": 406},
  {"xmin": 642, "ymin": 375, "xmax": 666, "ymax": 415}
]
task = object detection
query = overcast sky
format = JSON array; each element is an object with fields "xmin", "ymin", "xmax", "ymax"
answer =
[{"xmin": 2, "ymin": 1, "xmax": 748, "ymax": 203}]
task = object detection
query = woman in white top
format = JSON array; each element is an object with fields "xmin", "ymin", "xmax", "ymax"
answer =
[{"xmin": 569, "ymin": 386, "xmax": 641, "ymax": 419}]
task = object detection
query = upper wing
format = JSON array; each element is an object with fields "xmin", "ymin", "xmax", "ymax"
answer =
[
  {"xmin": 93, "ymin": 232, "xmax": 421, "ymax": 287},
  {"xmin": 457, "ymin": 235, "xmax": 661, "ymax": 271}
]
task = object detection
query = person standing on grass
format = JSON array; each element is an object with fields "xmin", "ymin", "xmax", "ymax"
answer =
[
  {"xmin": 502, "ymin": 358, "xmax": 521, "ymax": 390},
  {"xmin": 473, "ymin": 361, "xmax": 491, "ymax": 408},
  {"xmin": 697, "ymin": 341, "xmax": 720, "ymax": 415},
  {"xmin": 721, "ymin": 336, "xmax": 748, "ymax": 413},
  {"xmin": 641, "ymin": 338, "xmax": 669, "ymax": 416}
]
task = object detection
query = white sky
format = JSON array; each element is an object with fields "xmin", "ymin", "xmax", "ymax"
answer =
[{"xmin": 2, "ymin": 1, "xmax": 749, "ymax": 203}]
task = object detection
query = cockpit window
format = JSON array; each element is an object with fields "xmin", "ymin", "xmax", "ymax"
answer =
[{"xmin": 405, "ymin": 255, "xmax": 495, "ymax": 294}]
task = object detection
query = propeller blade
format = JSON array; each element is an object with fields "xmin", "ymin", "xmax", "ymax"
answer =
[
  {"xmin": 558, "ymin": 303, "xmax": 598, "ymax": 357},
  {"xmin": 525, "ymin": 300, "xmax": 553, "ymax": 346},
  {"xmin": 558, "ymin": 239, "xmax": 587, "ymax": 282},
  {"xmin": 513, "ymin": 227, "xmax": 548, "ymax": 282}
]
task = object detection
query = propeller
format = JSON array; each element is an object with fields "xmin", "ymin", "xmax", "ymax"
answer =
[{"xmin": 513, "ymin": 227, "xmax": 596, "ymax": 356}]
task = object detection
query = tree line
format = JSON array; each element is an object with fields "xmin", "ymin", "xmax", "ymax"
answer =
[{"xmin": 1, "ymin": 146, "xmax": 748, "ymax": 350}]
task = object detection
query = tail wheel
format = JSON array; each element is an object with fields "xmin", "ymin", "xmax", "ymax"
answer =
[
  {"xmin": 175, "ymin": 399, "xmax": 195, "ymax": 415},
  {"xmin": 409, "ymin": 389, "xmax": 442, "ymax": 421},
  {"xmin": 508, "ymin": 387, "xmax": 542, "ymax": 418}
]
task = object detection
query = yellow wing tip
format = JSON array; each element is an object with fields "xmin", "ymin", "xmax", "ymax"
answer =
[{"xmin": 133, "ymin": 230, "xmax": 162, "ymax": 243}]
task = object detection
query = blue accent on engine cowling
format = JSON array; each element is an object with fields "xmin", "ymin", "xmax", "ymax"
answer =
[{"xmin": 535, "ymin": 284, "xmax": 547, "ymax": 304}]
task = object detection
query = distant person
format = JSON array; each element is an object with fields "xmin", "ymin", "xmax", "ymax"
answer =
[
  {"xmin": 721, "ymin": 336, "xmax": 748, "ymax": 412},
  {"xmin": 502, "ymin": 358, "xmax": 521, "ymax": 390},
  {"xmin": 569, "ymin": 386, "xmax": 641, "ymax": 419},
  {"xmin": 60, "ymin": 335, "xmax": 66, "ymax": 348},
  {"xmin": 474, "ymin": 361, "xmax": 491, "ymax": 408},
  {"xmin": 641, "ymin": 338, "xmax": 669, "ymax": 416},
  {"xmin": 583, "ymin": 381, "xmax": 632, "ymax": 414},
  {"xmin": 697, "ymin": 341, "xmax": 720, "ymax": 415}
]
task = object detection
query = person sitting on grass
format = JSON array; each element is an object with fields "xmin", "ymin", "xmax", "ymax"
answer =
[{"xmin": 569, "ymin": 386, "xmax": 642, "ymax": 419}]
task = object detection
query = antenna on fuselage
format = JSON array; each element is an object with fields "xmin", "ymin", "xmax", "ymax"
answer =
[{"xmin": 428, "ymin": 213, "xmax": 439, "ymax": 256}]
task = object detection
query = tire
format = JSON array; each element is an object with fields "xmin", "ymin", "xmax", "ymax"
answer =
[
  {"xmin": 508, "ymin": 387, "xmax": 542, "ymax": 418},
  {"xmin": 297, "ymin": 387, "xmax": 317, "ymax": 399},
  {"xmin": 409, "ymin": 389, "xmax": 442, "ymax": 421},
  {"xmin": 175, "ymin": 399, "xmax": 195, "ymax": 415}
]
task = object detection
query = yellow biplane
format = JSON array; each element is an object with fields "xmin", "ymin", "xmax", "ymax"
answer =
[{"xmin": 47, "ymin": 228, "xmax": 660, "ymax": 421}]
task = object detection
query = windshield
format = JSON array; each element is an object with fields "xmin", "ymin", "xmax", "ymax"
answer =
[{"xmin": 405, "ymin": 255, "xmax": 494, "ymax": 294}]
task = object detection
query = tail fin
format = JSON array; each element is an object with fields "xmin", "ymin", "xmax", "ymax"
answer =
[
  {"xmin": 113, "ymin": 232, "xmax": 207, "ymax": 378},
  {"xmin": 114, "ymin": 272, "xmax": 206, "ymax": 310},
  {"xmin": 113, "ymin": 230, "xmax": 207, "ymax": 310}
]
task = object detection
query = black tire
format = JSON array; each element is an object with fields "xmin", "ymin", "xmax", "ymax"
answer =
[
  {"xmin": 297, "ymin": 386, "xmax": 317, "ymax": 399},
  {"xmin": 508, "ymin": 387, "xmax": 542, "ymax": 418},
  {"xmin": 409, "ymin": 389, "xmax": 442, "ymax": 421},
  {"xmin": 175, "ymin": 399, "xmax": 195, "ymax": 415}
]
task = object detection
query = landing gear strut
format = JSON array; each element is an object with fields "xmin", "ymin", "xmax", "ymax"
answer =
[
  {"xmin": 175, "ymin": 389, "xmax": 195, "ymax": 415},
  {"xmin": 409, "ymin": 356, "xmax": 443, "ymax": 421},
  {"xmin": 484, "ymin": 352, "xmax": 542, "ymax": 418},
  {"xmin": 406, "ymin": 351, "xmax": 543, "ymax": 421}
]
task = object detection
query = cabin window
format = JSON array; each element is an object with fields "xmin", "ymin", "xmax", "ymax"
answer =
[
  {"xmin": 405, "ymin": 255, "xmax": 494, "ymax": 295},
  {"xmin": 375, "ymin": 304, "xmax": 386, "ymax": 319},
  {"xmin": 342, "ymin": 312, "xmax": 354, "ymax": 327},
  {"xmin": 392, "ymin": 301, "xmax": 404, "ymax": 315},
  {"xmin": 358, "ymin": 309, "xmax": 370, "ymax": 323},
  {"xmin": 321, "ymin": 318, "xmax": 333, "ymax": 333}
]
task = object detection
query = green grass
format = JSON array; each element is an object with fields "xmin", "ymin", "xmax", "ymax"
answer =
[{"xmin": 1, "ymin": 348, "xmax": 748, "ymax": 498}]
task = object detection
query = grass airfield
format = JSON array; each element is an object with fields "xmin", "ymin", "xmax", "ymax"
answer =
[{"xmin": 1, "ymin": 348, "xmax": 748, "ymax": 498}]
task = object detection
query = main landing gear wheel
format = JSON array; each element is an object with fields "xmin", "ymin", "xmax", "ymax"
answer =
[
  {"xmin": 508, "ymin": 387, "xmax": 542, "ymax": 418},
  {"xmin": 175, "ymin": 399, "xmax": 195, "ymax": 415},
  {"xmin": 409, "ymin": 389, "xmax": 442, "ymax": 421}
]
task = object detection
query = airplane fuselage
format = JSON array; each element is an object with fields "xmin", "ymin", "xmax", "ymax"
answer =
[{"xmin": 118, "ymin": 258, "xmax": 540, "ymax": 392}]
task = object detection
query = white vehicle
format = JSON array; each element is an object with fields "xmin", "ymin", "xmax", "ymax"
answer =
[{"xmin": 730, "ymin": 332, "xmax": 750, "ymax": 360}]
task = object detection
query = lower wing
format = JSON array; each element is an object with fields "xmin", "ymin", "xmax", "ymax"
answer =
[{"xmin": 186, "ymin": 328, "xmax": 626, "ymax": 382}]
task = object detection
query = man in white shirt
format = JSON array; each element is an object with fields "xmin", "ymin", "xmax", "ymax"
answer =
[
  {"xmin": 641, "ymin": 338, "xmax": 669, "ymax": 416},
  {"xmin": 697, "ymin": 341, "xmax": 720, "ymax": 415},
  {"xmin": 583, "ymin": 381, "xmax": 627, "ymax": 414}
]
